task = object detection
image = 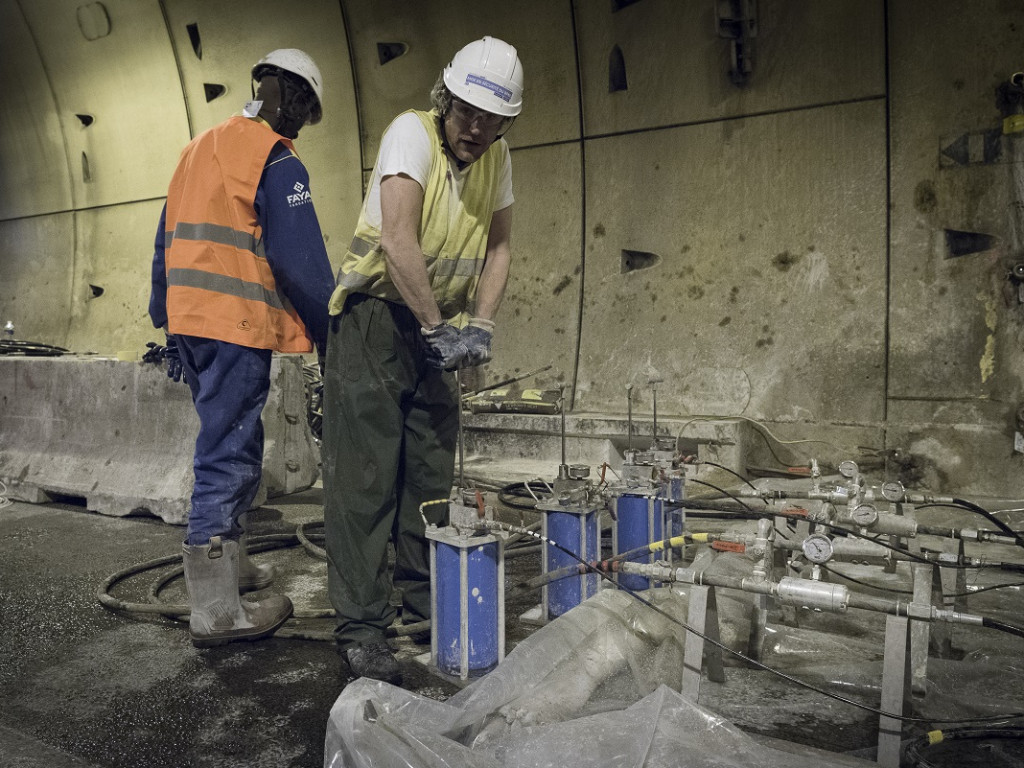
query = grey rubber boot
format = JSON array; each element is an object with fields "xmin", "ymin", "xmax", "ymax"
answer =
[
  {"xmin": 182, "ymin": 536, "xmax": 292, "ymax": 648},
  {"xmin": 237, "ymin": 537, "xmax": 274, "ymax": 592},
  {"xmin": 237, "ymin": 513, "xmax": 273, "ymax": 592}
]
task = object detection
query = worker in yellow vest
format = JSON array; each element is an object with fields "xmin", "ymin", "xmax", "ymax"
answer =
[
  {"xmin": 149, "ymin": 49, "xmax": 334, "ymax": 648},
  {"xmin": 322, "ymin": 37, "xmax": 524, "ymax": 683}
]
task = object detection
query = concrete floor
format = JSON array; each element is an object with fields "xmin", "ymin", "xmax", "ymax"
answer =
[
  {"xmin": 2, "ymin": 484, "xmax": 1024, "ymax": 767},
  {"xmin": 0, "ymin": 486, "xmax": 468, "ymax": 768}
]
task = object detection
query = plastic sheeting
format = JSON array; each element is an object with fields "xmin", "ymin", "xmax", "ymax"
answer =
[{"xmin": 324, "ymin": 554, "xmax": 879, "ymax": 768}]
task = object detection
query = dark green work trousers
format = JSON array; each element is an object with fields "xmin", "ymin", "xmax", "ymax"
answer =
[{"xmin": 322, "ymin": 294, "xmax": 457, "ymax": 650}]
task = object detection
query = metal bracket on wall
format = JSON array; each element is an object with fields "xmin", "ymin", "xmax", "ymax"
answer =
[
  {"xmin": 1006, "ymin": 263, "xmax": 1024, "ymax": 304},
  {"xmin": 715, "ymin": 0, "xmax": 758, "ymax": 87},
  {"xmin": 1015, "ymin": 403, "xmax": 1024, "ymax": 454}
]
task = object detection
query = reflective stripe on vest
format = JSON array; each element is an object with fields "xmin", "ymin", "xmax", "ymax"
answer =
[
  {"xmin": 166, "ymin": 222, "xmax": 267, "ymax": 259},
  {"xmin": 167, "ymin": 267, "xmax": 286, "ymax": 311}
]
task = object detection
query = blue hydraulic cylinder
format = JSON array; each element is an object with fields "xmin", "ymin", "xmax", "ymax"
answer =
[
  {"xmin": 537, "ymin": 501, "xmax": 600, "ymax": 619},
  {"xmin": 613, "ymin": 494, "xmax": 664, "ymax": 592},
  {"xmin": 427, "ymin": 527, "xmax": 504, "ymax": 680}
]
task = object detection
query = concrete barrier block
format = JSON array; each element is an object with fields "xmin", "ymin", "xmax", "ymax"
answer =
[{"xmin": 0, "ymin": 354, "xmax": 320, "ymax": 525}]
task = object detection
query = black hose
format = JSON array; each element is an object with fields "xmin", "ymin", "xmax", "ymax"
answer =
[
  {"xmin": 905, "ymin": 727, "xmax": 1024, "ymax": 768},
  {"xmin": 983, "ymin": 616, "xmax": 1024, "ymax": 640},
  {"xmin": 952, "ymin": 498, "xmax": 1024, "ymax": 552},
  {"xmin": 296, "ymin": 519, "xmax": 327, "ymax": 561},
  {"xmin": 496, "ymin": 480, "xmax": 555, "ymax": 510}
]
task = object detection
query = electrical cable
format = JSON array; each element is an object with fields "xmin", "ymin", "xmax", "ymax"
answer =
[
  {"xmin": 0, "ymin": 339, "xmax": 70, "ymax": 356},
  {"xmin": 675, "ymin": 415, "xmax": 843, "ymax": 468},
  {"xmin": 695, "ymin": 460, "xmax": 758, "ymax": 491},
  {"xmin": 952, "ymin": 580, "xmax": 1024, "ymax": 597},
  {"xmin": 686, "ymin": 478, "xmax": 763, "ymax": 513},
  {"xmin": 821, "ymin": 563, "xmax": 913, "ymax": 595},
  {"xmin": 497, "ymin": 480, "xmax": 554, "ymax": 510}
]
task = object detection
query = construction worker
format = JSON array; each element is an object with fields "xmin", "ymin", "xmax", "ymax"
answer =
[
  {"xmin": 321, "ymin": 37, "xmax": 524, "ymax": 682},
  {"xmin": 148, "ymin": 49, "xmax": 334, "ymax": 647}
]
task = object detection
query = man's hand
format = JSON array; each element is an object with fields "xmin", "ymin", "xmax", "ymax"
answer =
[
  {"xmin": 164, "ymin": 334, "xmax": 184, "ymax": 383},
  {"xmin": 421, "ymin": 323, "xmax": 468, "ymax": 371},
  {"xmin": 461, "ymin": 317, "xmax": 494, "ymax": 367}
]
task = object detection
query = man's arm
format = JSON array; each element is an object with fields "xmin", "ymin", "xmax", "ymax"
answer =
[
  {"xmin": 148, "ymin": 204, "xmax": 169, "ymax": 330},
  {"xmin": 473, "ymin": 204, "xmax": 513, "ymax": 322},
  {"xmin": 258, "ymin": 146, "xmax": 335, "ymax": 354},
  {"xmin": 379, "ymin": 173, "xmax": 443, "ymax": 329}
]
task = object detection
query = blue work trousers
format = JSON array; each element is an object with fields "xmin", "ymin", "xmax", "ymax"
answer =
[{"xmin": 174, "ymin": 334, "xmax": 272, "ymax": 546}]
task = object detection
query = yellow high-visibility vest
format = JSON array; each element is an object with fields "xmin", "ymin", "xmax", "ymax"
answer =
[{"xmin": 328, "ymin": 109, "xmax": 504, "ymax": 327}]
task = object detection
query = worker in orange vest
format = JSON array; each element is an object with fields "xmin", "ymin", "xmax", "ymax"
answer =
[{"xmin": 149, "ymin": 49, "xmax": 334, "ymax": 648}]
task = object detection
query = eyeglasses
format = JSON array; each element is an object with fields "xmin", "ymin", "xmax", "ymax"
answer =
[{"xmin": 449, "ymin": 98, "xmax": 505, "ymax": 129}]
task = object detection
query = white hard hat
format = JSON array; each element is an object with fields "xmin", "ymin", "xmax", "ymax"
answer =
[
  {"xmin": 252, "ymin": 48, "xmax": 324, "ymax": 124},
  {"xmin": 442, "ymin": 37, "xmax": 523, "ymax": 118}
]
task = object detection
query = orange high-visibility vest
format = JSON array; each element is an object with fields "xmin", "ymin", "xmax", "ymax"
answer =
[{"xmin": 163, "ymin": 116, "xmax": 311, "ymax": 352}]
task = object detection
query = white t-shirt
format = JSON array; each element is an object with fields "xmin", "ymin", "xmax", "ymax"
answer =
[{"xmin": 362, "ymin": 111, "xmax": 514, "ymax": 229}]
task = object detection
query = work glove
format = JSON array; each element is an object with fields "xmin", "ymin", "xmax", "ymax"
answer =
[
  {"xmin": 421, "ymin": 322, "xmax": 469, "ymax": 371},
  {"xmin": 461, "ymin": 317, "xmax": 494, "ymax": 367},
  {"xmin": 164, "ymin": 334, "xmax": 184, "ymax": 383},
  {"xmin": 142, "ymin": 341, "xmax": 165, "ymax": 364}
]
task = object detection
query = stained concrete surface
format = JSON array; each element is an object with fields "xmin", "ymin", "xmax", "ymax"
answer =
[
  {"xmin": 0, "ymin": 486, "xmax": 463, "ymax": 768},
  {"xmin": 2, "ymin": 482, "xmax": 1024, "ymax": 767}
]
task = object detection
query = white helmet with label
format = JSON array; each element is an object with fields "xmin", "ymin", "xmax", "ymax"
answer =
[
  {"xmin": 252, "ymin": 48, "xmax": 324, "ymax": 124},
  {"xmin": 443, "ymin": 37, "xmax": 523, "ymax": 118}
]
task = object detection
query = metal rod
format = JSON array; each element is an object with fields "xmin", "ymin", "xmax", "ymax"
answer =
[
  {"xmin": 626, "ymin": 385, "xmax": 634, "ymax": 452},
  {"xmin": 652, "ymin": 383, "xmax": 658, "ymax": 441},
  {"xmin": 460, "ymin": 364, "xmax": 553, "ymax": 400},
  {"xmin": 456, "ymin": 369, "xmax": 465, "ymax": 488},
  {"xmin": 560, "ymin": 386, "xmax": 567, "ymax": 467}
]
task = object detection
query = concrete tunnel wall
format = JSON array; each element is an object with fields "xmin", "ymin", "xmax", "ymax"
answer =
[{"xmin": 1, "ymin": 0, "xmax": 1023, "ymax": 499}]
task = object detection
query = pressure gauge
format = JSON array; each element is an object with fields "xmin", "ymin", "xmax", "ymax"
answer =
[
  {"xmin": 851, "ymin": 503, "xmax": 878, "ymax": 527},
  {"xmin": 801, "ymin": 533, "xmax": 834, "ymax": 564},
  {"xmin": 838, "ymin": 460, "xmax": 859, "ymax": 479},
  {"xmin": 881, "ymin": 481, "xmax": 905, "ymax": 502},
  {"xmin": 568, "ymin": 464, "xmax": 590, "ymax": 480}
]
